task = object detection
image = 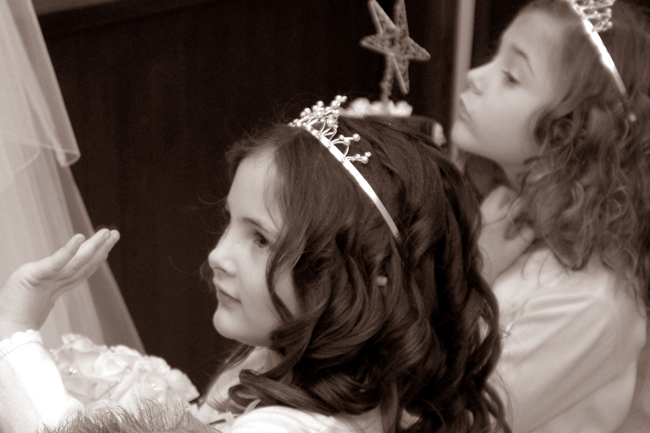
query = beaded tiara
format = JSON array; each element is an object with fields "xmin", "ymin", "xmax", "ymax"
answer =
[
  {"xmin": 289, "ymin": 96, "xmax": 400, "ymax": 240},
  {"xmin": 568, "ymin": 0, "xmax": 627, "ymax": 96}
]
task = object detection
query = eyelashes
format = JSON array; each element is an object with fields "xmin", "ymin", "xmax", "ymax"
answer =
[
  {"xmin": 219, "ymin": 206, "xmax": 273, "ymax": 250},
  {"xmin": 502, "ymin": 69, "xmax": 520, "ymax": 85},
  {"xmin": 253, "ymin": 231, "xmax": 270, "ymax": 249}
]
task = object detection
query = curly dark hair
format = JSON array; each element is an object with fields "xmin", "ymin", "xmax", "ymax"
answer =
[
  {"xmin": 493, "ymin": 0, "xmax": 650, "ymax": 305},
  {"xmin": 204, "ymin": 115, "xmax": 509, "ymax": 432}
]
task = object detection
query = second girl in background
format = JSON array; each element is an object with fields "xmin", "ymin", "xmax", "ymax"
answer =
[{"xmin": 453, "ymin": 0, "xmax": 650, "ymax": 431}]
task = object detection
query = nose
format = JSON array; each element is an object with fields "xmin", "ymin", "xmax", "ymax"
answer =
[
  {"xmin": 467, "ymin": 63, "xmax": 488, "ymax": 94},
  {"xmin": 208, "ymin": 227, "xmax": 236, "ymax": 277}
]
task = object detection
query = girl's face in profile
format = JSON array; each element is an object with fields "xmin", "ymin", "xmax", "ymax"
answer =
[
  {"xmin": 451, "ymin": 11, "xmax": 563, "ymax": 181},
  {"xmin": 208, "ymin": 150, "xmax": 298, "ymax": 347}
]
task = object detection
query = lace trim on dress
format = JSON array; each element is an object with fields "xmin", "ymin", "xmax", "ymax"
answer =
[{"xmin": 0, "ymin": 329, "xmax": 42, "ymax": 358}]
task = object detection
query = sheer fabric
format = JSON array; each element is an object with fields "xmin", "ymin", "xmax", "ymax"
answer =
[{"xmin": 0, "ymin": 0, "xmax": 143, "ymax": 351}]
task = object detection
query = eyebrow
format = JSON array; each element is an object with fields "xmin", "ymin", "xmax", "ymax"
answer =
[
  {"xmin": 242, "ymin": 216, "xmax": 272, "ymax": 233},
  {"xmin": 496, "ymin": 30, "xmax": 535, "ymax": 79},
  {"xmin": 511, "ymin": 44, "xmax": 535, "ymax": 77},
  {"xmin": 225, "ymin": 197, "xmax": 278, "ymax": 239}
]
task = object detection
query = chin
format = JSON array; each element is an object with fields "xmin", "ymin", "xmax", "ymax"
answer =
[
  {"xmin": 212, "ymin": 309, "xmax": 270, "ymax": 347},
  {"xmin": 212, "ymin": 308, "xmax": 234, "ymax": 339},
  {"xmin": 450, "ymin": 124, "xmax": 475, "ymax": 154}
]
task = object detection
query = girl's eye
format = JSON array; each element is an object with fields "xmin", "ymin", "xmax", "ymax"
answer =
[
  {"xmin": 502, "ymin": 70, "xmax": 519, "ymax": 85},
  {"xmin": 253, "ymin": 231, "xmax": 270, "ymax": 249}
]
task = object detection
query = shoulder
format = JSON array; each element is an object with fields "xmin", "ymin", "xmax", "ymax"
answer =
[
  {"xmin": 228, "ymin": 406, "xmax": 383, "ymax": 433},
  {"xmin": 494, "ymin": 247, "xmax": 640, "ymax": 317},
  {"xmin": 495, "ymin": 247, "xmax": 646, "ymax": 364},
  {"xmin": 492, "ymin": 249, "xmax": 648, "ymax": 432}
]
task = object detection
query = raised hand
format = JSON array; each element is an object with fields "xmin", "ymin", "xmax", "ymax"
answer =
[
  {"xmin": 479, "ymin": 186, "xmax": 535, "ymax": 284},
  {"xmin": 0, "ymin": 229, "xmax": 120, "ymax": 339}
]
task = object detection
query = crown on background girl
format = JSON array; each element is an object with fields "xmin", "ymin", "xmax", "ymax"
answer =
[
  {"xmin": 568, "ymin": 0, "xmax": 627, "ymax": 96},
  {"xmin": 573, "ymin": 0, "xmax": 615, "ymax": 32},
  {"xmin": 289, "ymin": 96, "xmax": 400, "ymax": 240}
]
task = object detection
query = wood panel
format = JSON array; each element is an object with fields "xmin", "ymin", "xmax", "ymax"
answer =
[{"xmin": 472, "ymin": 0, "xmax": 532, "ymax": 67}]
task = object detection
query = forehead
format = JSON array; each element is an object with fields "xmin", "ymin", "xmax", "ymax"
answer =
[
  {"xmin": 229, "ymin": 150, "xmax": 281, "ymax": 219},
  {"xmin": 502, "ymin": 11, "xmax": 565, "ymax": 76}
]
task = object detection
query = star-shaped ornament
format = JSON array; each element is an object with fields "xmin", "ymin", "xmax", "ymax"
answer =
[{"xmin": 360, "ymin": 0, "xmax": 430, "ymax": 99}]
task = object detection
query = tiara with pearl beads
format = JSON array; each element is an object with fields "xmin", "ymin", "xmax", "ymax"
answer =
[
  {"xmin": 568, "ymin": 0, "xmax": 627, "ymax": 96},
  {"xmin": 289, "ymin": 96, "xmax": 400, "ymax": 240}
]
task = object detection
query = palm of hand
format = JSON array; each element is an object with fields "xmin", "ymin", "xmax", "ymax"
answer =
[{"xmin": 0, "ymin": 230, "xmax": 120, "ymax": 338}]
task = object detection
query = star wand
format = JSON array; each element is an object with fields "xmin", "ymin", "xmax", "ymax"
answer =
[{"xmin": 360, "ymin": 0, "xmax": 431, "ymax": 102}]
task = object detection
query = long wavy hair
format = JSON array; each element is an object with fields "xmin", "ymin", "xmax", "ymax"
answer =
[
  {"xmin": 204, "ymin": 116, "xmax": 508, "ymax": 432},
  {"xmin": 493, "ymin": 0, "xmax": 650, "ymax": 305}
]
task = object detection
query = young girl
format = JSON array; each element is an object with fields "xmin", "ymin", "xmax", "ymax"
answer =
[
  {"xmin": 0, "ymin": 100, "xmax": 509, "ymax": 433},
  {"xmin": 452, "ymin": 0, "xmax": 650, "ymax": 431}
]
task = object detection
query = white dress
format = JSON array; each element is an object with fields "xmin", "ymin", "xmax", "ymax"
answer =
[
  {"xmin": 493, "ymin": 248, "xmax": 647, "ymax": 432},
  {"xmin": 0, "ymin": 0, "xmax": 142, "ymax": 351}
]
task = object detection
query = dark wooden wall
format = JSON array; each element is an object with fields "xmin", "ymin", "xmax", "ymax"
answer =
[
  {"xmin": 38, "ymin": 0, "xmax": 456, "ymax": 391},
  {"xmin": 472, "ymin": 0, "xmax": 527, "ymax": 67}
]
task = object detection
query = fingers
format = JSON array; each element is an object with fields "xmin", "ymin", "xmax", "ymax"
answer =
[
  {"xmin": 481, "ymin": 186, "xmax": 517, "ymax": 224},
  {"xmin": 480, "ymin": 225, "xmax": 535, "ymax": 284},
  {"xmin": 28, "ymin": 234, "xmax": 86, "ymax": 281},
  {"xmin": 52, "ymin": 234, "xmax": 86, "ymax": 269},
  {"xmin": 84, "ymin": 230, "xmax": 120, "ymax": 277},
  {"xmin": 29, "ymin": 229, "xmax": 119, "ymax": 284},
  {"xmin": 0, "ymin": 230, "xmax": 120, "ymax": 333},
  {"xmin": 504, "ymin": 226, "xmax": 535, "ymax": 256},
  {"xmin": 491, "ymin": 185, "xmax": 517, "ymax": 207},
  {"xmin": 65, "ymin": 229, "xmax": 120, "ymax": 281},
  {"xmin": 478, "ymin": 188, "xmax": 535, "ymax": 282},
  {"xmin": 505, "ymin": 196, "xmax": 525, "ymax": 219},
  {"xmin": 518, "ymin": 226, "xmax": 536, "ymax": 244}
]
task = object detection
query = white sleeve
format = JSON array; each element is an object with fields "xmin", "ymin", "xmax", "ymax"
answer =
[
  {"xmin": 228, "ymin": 408, "xmax": 315, "ymax": 433},
  {"xmin": 227, "ymin": 406, "xmax": 381, "ymax": 433},
  {"xmin": 227, "ymin": 406, "xmax": 383, "ymax": 433},
  {"xmin": 494, "ymin": 275, "xmax": 644, "ymax": 432},
  {"xmin": 0, "ymin": 330, "xmax": 84, "ymax": 433}
]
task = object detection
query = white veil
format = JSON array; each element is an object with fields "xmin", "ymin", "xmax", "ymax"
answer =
[{"xmin": 0, "ymin": 0, "xmax": 143, "ymax": 352}]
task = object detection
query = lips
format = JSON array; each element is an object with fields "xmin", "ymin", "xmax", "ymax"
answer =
[{"xmin": 214, "ymin": 283, "xmax": 239, "ymax": 303}]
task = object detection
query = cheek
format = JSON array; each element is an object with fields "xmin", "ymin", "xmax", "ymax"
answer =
[
  {"xmin": 484, "ymin": 103, "xmax": 538, "ymax": 150},
  {"xmin": 275, "ymin": 271, "xmax": 299, "ymax": 315},
  {"xmin": 453, "ymin": 111, "xmax": 515, "ymax": 154},
  {"xmin": 518, "ymin": 106, "xmax": 545, "ymax": 153},
  {"xmin": 243, "ymin": 271, "xmax": 285, "ymax": 322}
]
